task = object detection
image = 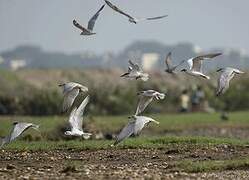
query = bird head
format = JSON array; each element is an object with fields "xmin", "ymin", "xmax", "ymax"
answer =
[
  {"xmin": 58, "ymin": 83, "xmax": 65, "ymax": 87},
  {"xmin": 128, "ymin": 115, "xmax": 136, "ymax": 119},
  {"xmin": 13, "ymin": 122, "xmax": 18, "ymax": 125},
  {"xmin": 64, "ymin": 131, "xmax": 72, "ymax": 136},
  {"xmin": 137, "ymin": 91, "xmax": 144, "ymax": 96}
]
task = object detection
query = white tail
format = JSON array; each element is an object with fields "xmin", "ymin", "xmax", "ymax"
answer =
[{"xmin": 82, "ymin": 133, "xmax": 92, "ymax": 140}]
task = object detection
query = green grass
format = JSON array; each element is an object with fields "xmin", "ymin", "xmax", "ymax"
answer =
[
  {"xmin": 2, "ymin": 136, "xmax": 249, "ymax": 151},
  {"xmin": 1, "ymin": 111, "xmax": 249, "ymax": 139},
  {"xmin": 178, "ymin": 158, "xmax": 249, "ymax": 173}
]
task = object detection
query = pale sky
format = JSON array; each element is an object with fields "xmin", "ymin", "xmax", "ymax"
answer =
[{"xmin": 0, "ymin": 0, "xmax": 249, "ymax": 54}]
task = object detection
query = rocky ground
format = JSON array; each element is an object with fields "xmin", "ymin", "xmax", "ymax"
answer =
[{"xmin": 1, "ymin": 145, "xmax": 249, "ymax": 180}]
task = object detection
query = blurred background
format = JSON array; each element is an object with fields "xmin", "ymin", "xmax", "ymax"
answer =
[{"xmin": 0, "ymin": 0, "xmax": 249, "ymax": 116}]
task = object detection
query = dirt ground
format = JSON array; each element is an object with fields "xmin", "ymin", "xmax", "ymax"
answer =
[{"xmin": 1, "ymin": 145, "xmax": 249, "ymax": 180}]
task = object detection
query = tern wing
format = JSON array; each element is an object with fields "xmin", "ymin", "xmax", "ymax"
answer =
[
  {"xmin": 135, "ymin": 96, "xmax": 153, "ymax": 115},
  {"xmin": 114, "ymin": 120, "xmax": 135, "ymax": 145},
  {"xmin": 62, "ymin": 88, "xmax": 80, "ymax": 112},
  {"xmin": 146, "ymin": 15, "xmax": 168, "ymax": 20},
  {"xmin": 87, "ymin": 4, "xmax": 105, "ymax": 31},
  {"xmin": 105, "ymin": 0, "xmax": 134, "ymax": 20}
]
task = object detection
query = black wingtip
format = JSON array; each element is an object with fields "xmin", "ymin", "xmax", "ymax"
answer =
[
  {"xmin": 216, "ymin": 68, "xmax": 223, "ymax": 72},
  {"xmin": 214, "ymin": 52, "xmax": 222, "ymax": 57}
]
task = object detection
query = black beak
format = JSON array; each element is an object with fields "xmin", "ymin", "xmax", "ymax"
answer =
[{"xmin": 216, "ymin": 68, "xmax": 223, "ymax": 72}]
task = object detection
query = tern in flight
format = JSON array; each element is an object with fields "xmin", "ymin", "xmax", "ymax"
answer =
[
  {"xmin": 64, "ymin": 95, "xmax": 92, "ymax": 139},
  {"xmin": 1, "ymin": 122, "xmax": 39, "ymax": 148},
  {"xmin": 181, "ymin": 53, "xmax": 222, "ymax": 79},
  {"xmin": 216, "ymin": 67, "xmax": 244, "ymax": 96},
  {"xmin": 121, "ymin": 60, "xmax": 149, "ymax": 81},
  {"xmin": 73, "ymin": 4, "xmax": 105, "ymax": 35},
  {"xmin": 135, "ymin": 90, "xmax": 165, "ymax": 115},
  {"xmin": 113, "ymin": 115, "xmax": 159, "ymax": 146}
]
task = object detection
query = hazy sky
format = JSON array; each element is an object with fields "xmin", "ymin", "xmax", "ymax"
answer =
[{"xmin": 0, "ymin": 0, "xmax": 249, "ymax": 54}]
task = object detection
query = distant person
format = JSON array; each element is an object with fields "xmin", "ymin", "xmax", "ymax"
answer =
[
  {"xmin": 191, "ymin": 85, "xmax": 205, "ymax": 112},
  {"xmin": 179, "ymin": 89, "xmax": 190, "ymax": 112}
]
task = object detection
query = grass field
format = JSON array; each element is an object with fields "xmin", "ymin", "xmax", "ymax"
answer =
[
  {"xmin": 1, "ymin": 111, "xmax": 249, "ymax": 141},
  {"xmin": 1, "ymin": 111, "xmax": 249, "ymax": 179}
]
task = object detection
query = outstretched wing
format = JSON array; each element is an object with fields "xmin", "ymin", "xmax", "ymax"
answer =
[
  {"xmin": 129, "ymin": 60, "xmax": 140, "ymax": 71},
  {"xmin": 73, "ymin": 19, "xmax": 88, "ymax": 32},
  {"xmin": 195, "ymin": 53, "xmax": 222, "ymax": 60},
  {"xmin": 133, "ymin": 116, "xmax": 154, "ymax": 135},
  {"xmin": 105, "ymin": 0, "xmax": 134, "ymax": 20},
  {"xmin": 9, "ymin": 123, "xmax": 38, "ymax": 142},
  {"xmin": 216, "ymin": 68, "xmax": 233, "ymax": 96},
  {"xmin": 62, "ymin": 88, "xmax": 80, "ymax": 112},
  {"xmin": 165, "ymin": 52, "xmax": 172, "ymax": 70},
  {"xmin": 74, "ymin": 95, "xmax": 90, "ymax": 129},
  {"xmin": 135, "ymin": 96, "xmax": 153, "ymax": 115},
  {"xmin": 68, "ymin": 107, "xmax": 78, "ymax": 130},
  {"xmin": 146, "ymin": 15, "xmax": 168, "ymax": 20},
  {"xmin": 114, "ymin": 120, "xmax": 135, "ymax": 145},
  {"xmin": 191, "ymin": 53, "xmax": 222, "ymax": 72},
  {"xmin": 87, "ymin": 4, "xmax": 105, "ymax": 31}
]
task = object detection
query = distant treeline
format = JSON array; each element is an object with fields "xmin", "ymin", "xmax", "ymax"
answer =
[{"xmin": 0, "ymin": 69, "xmax": 248, "ymax": 115}]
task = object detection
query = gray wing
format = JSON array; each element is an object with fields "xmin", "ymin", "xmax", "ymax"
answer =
[
  {"xmin": 134, "ymin": 117, "xmax": 149, "ymax": 135},
  {"xmin": 191, "ymin": 53, "xmax": 222, "ymax": 72},
  {"xmin": 216, "ymin": 69, "xmax": 234, "ymax": 96},
  {"xmin": 105, "ymin": 0, "xmax": 134, "ymax": 20},
  {"xmin": 73, "ymin": 95, "xmax": 90, "ymax": 129},
  {"xmin": 62, "ymin": 88, "xmax": 80, "ymax": 112},
  {"xmin": 87, "ymin": 4, "xmax": 105, "ymax": 31},
  {"xmin": 195, "ymin": 53, "xmax": 222, "ymax": 60},
  {"xmin": 129, "ymin": 60, "xmax": 140, "ymax": 71},
  {"xmin": 9, "ymin": 123, "xmax": 38, "ymax": 142},
  {"xmin": 114, "ymin": 120, "xmax": 135, "ymax": 145},
  {"xmin": 165, "ymin": 52, "xmax": 172, "ymax": 70},
  {"xmin": 191, "ymin": 58, "xmax": 203, "ymax": 72},
  {"xmin": 135, "ymin": 96, "xmax": 153, "ymax": 115},
  {"xmin": 146, "ymin": 15, "xmax": 168, "ymax": 20}
]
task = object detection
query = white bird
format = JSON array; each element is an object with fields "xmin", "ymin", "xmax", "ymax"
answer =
[
  {"xmin": 113, "ymin": 115, "xmax": 159, "ymax": 146},
  {"xmin": 135, "ymin": 90, "xmax": 165, "ymax": 115},
  {"xmin": 1, "ymin": 122, "xmax": 39, "ymax": 148},
  {"xmin": 73, "ymin": 4, "xmax": 105, "ymax": 35},
  {"xmin": 216, "ymin": 67, "xmax": 245, "ymax": 96},
  {"xmin": 164, "ymin": 52, "xmax": 185, "ymax": 74},
  {"xmin": 120, "ymin": 60, "xmax": 149, "ymax": 81},
  {"xmin": 64, "ymin": 95, "xmax": 92, "ymax": 139},
  {"xmin": 59, "ymin": 82, "xmax": 88, "ymax": 113},
  {"xmin": 181, "ymin": 53, "xmax": 222, "ymax": 79},
  {"xmin": 105, "ymin": 0, "xmax": 167, "ymax": 24}
]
